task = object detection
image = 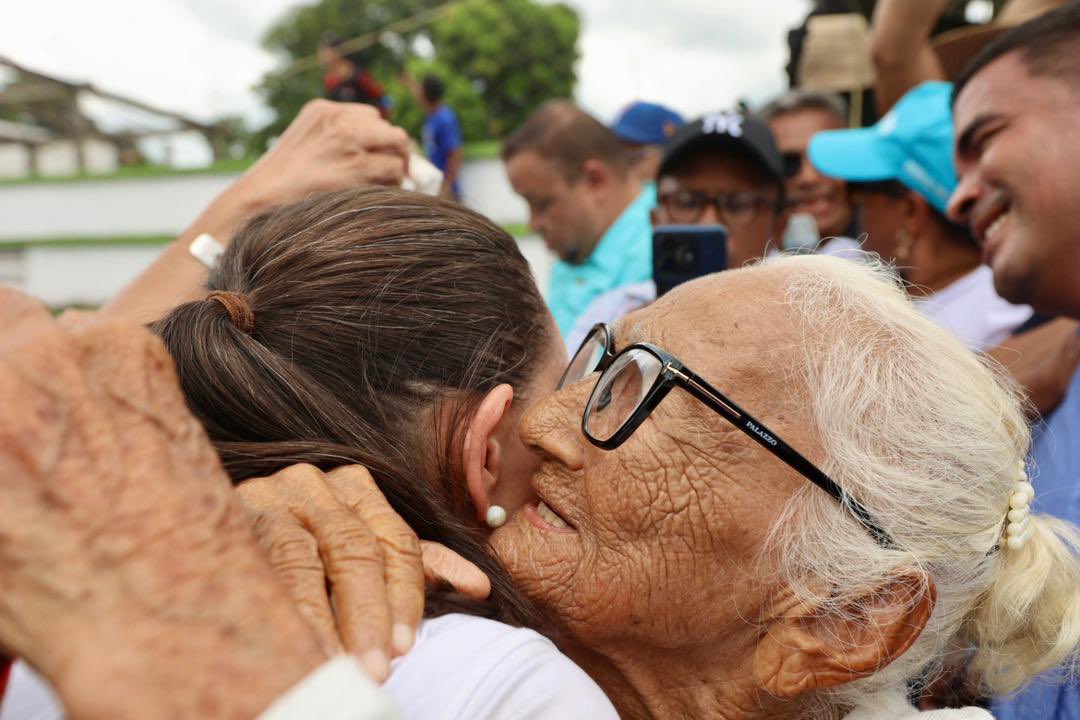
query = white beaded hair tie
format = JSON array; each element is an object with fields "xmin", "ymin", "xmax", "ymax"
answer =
[{"xmin": 1005, "ymin": 460, "xmax": 1035, "ymax": 551}]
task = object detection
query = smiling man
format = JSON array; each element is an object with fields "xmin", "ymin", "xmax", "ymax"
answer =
[
  {"xmin": 947, "ymin": 6, "xmax": 1080, "ymax": 717},
  {"xmin": 760, "ymin": 89, "xmax": 854, "ymax": 242}
]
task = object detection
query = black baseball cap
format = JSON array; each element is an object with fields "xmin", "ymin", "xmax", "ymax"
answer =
[{"xmin": 658, "ymin": 111, "xmax": 785, "ymax": 182}]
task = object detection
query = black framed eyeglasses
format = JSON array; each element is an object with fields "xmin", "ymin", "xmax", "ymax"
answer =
[
  {"xmin": 558, "ymin": 324, "xmax": 894, "ymax": 548},
  {"xmin": 658, "ymin": 189, "xmax": 776, "ymax": 228}
]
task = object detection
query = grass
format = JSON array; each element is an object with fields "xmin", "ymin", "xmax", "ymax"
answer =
[
  {"xmin": 0, "ymin": 234, "xmax": 175, "ymax": 249},
  {"xmin": 0, "ymin": 158, "xmax": 254, "ymax": 187},
  {"xmin": 461, "ymin": 140, "xmax": 501, "ymax": 160},
  {"xmin": 501, "ymin": 222, "xmax": 530, "ymax": 238},
  {"xmin": 0, "ymin": 141, "xmax": 503, "ymax": 187},
  {"xmin": 0, "ymin": 220, "xmax": 531, "ymax": 249}
]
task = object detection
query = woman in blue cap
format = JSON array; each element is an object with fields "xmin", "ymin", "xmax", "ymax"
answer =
[{"xmin": 808, "ymin": 81, "xmax": 1031, "ymax": 352}]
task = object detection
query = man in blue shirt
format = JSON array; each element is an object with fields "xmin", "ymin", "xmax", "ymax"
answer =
[
  {"xmin": 420, "ymin": 74, "xmax": 463, "ymax": 198},
  {"xmin": 947, "ymin": 6, "xmax": 1080, "ymax": 717},
  {"xmin": 502, "ymin": 101, "xmax": 653, "ymax": 338}
]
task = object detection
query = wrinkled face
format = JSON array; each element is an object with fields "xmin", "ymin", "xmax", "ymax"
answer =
[
  {"xmin": 949, "ymin": 52, "xmax": 1080, "ymax": 315},
  {"xmin": 655, "ymin": 151, "xmax": 782, "ymax": 270},
  {"xmin": 769, "ymin": 108, "xmax": 852, "ymax": 238},
  {"xmin": 506, "ymin": 151, "xmax": 603, "ymax": 263},
  {"xmin": 491, "ymin": 269, "xmax": 818, "ymax": 659}
]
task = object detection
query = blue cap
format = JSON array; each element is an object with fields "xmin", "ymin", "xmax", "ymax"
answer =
[
  {"xmin": 808, "ymin": 81, "xmax": 957, "ymax": 213},
  {"xmin": 611, "ymin": 101, "xmax": 685, "ymax": 146}
]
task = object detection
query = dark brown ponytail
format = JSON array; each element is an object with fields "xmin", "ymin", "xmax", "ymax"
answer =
[{"xmin": 154, "ymin": 187, "xmax": 552, "ymax": 628}]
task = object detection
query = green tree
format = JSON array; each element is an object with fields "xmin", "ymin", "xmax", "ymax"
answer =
[
  {"xmin": 429, "ymin": 0, "xmax": 579, "ymax": 138},
  {"xmin": 253, "ymin": 0, "xmax": 579, "ymax": 150}
]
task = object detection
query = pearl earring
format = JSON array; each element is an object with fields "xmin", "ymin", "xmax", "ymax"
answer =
[
  {"xmin": 894, "ymin": 228, "xmax": 914, "ymax": 261},
  {"xmin": 485, "ymin": 505, "xmax": 507, "ymax": 528}
]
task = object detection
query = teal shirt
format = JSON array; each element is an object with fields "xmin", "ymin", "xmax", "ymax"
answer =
[{"xmin": 548, "ymin": 187, "xmax": 655, "ymax": 337}]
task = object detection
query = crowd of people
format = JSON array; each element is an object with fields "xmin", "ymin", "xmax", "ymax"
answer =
[{"xmin": 2, "ymin": 1, "xmax": 1080, "ymax": 719}]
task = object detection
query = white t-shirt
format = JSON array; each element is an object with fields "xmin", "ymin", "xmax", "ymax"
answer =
[
  {"xmin": 914, "ymin": 265, "xmax": 1033, "ymax": 351},
  {"xmin": 0, "ymin": 614, "xmax": 616, "ymax": 720},
  {"xmin": 385, "ymin": 613, "xmax": 617, "ymax": 720}
]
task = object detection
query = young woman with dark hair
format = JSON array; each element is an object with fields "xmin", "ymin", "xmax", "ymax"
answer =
[{"xmin": 151, "ymin": 186, "xmax": 615, "ymax": 718}]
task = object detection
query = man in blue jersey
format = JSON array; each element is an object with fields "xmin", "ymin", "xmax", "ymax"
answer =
[{"xmin": 419, "ymin": 74, "xmax": 463, "ymax": 199}]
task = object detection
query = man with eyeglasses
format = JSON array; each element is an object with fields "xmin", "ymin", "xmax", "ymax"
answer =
[{"xmin": 565, "ymin": 110, "xmax": 791, "ymax": 349}]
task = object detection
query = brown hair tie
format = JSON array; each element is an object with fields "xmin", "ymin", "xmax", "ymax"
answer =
[{"xmin": 207, "ymin": 291, "xmax": 256, "ymax": 334}]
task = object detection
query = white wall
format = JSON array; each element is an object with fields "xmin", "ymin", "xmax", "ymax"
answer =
[
  {"xmin": 0, "ymin": 145, "xmax": 31, "ymax": 178},
  {"xmin": 0, "ymin": 173, "xmax": 241, "ymax": 239},
  {"xmin": 21, "ymin": 244, "xmax": 162, "ymax": 308},
  {"xmin": 459, "ymin": 157, "xmax": 529, "ymax": 226},
  {"xmin": 36, "ymin": 139, "xmax": 119, "ymax": 176},
  {"xmin": 0, "ymin": 157, "xmax": 553, "ymax": 307}
]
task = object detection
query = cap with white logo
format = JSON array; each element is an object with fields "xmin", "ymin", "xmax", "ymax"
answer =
[{"xmin": 658, "ymin": 110, "xmax": 784, "ymax": 182}]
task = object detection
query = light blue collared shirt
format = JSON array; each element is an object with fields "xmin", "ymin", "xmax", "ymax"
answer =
[
  {"xmin": 992, "ymin": 360, "xmax": 1080, "ymax": 720},
  {"xmin": 547, "ymin": 187, "xmax": 654, "ymax": 338}
]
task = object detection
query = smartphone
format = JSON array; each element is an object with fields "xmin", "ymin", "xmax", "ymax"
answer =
[{"xmin": 652, "ymin": 224, "xmax": 729, "ymax": 297}]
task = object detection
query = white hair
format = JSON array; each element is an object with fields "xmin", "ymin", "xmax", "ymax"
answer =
[{"xmin": 758, "ymin": 254, "xmax": 1080, "ymax": 710}]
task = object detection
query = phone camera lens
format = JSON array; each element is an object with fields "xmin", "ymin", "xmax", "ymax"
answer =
[{"xmin": 674, "ymin": 242, "xmax": 697, "ymax": 271}]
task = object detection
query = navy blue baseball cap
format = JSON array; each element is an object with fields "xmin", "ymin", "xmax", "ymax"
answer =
[
  {"xmin": 658, "ymin": 110, "xmax": 785, "ymax": 182},
  {"xmin": 808, "ymin": 81, "xmax": 957, "ymax": 213},
  {"xmin": 611, "ymin": 101, "xmax": 685, "ymax": 146}
]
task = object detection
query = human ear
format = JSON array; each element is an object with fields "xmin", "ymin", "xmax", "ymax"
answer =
[
  {"xmin": 461, "ymin": 384, "xmax": 515, "ymax": 523},
  {"xmin": 581, "ymin": 158, "xmax": 610, "ymax": 191},
  {"xmin": 753, "ymin": 573, "xmax": 936, "ymax": 699},
  {"xmin": 903, "ymin": 191, "xmax": 932, "ymax": 236}
]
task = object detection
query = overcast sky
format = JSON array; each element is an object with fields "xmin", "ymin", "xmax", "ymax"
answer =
[{"xmin": 1, "ymin": 0, "xmax": 812, "ymax": 145}]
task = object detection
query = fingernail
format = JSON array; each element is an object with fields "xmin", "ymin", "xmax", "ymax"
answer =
[
  {"xmin": 391, "ymin": 623, "xmax": 415, "ymax": 655},
  {"xmin": 359, "ymin": 649, "xmax": 390, "ymax": 682}
]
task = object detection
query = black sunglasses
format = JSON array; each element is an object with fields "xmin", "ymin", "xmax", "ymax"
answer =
[
  {"xmin": 781, "ymin": 151, "xmax": 803, "ymax": 179},
  {"xmin": 558, "ymin": 324, "xmax": 894, "ymax": 548}
]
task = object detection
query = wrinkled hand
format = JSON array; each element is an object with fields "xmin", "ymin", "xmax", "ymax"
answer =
[
  {"xmin": 0, "ymin": 290, "xmax": 326, "ymax": 720},
  {"xmin": 989, "ymin": 318, "xmax": 1080, "ymax": 418},
  {"xmin": 233, "ymin": 99, "xmax": 411, "ymax": 212},
  {"xmin": 238, "ymin": 464, "xmax": 491, "ymax": 678}
]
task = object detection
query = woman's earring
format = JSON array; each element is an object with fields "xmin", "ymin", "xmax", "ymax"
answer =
[
  {"xmin": 894, "ymin": 228, "xmax": 914, "ymax": 261},
  {"xmin": 485, "ymin": 505, "xmax": 507, "ymax": 528}
]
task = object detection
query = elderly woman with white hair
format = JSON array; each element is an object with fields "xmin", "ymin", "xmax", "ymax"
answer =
[
  {"xmin": 235, "ymin": 254, "xmax": 1080, "ymax": 718},
  {"xmin": 488, "ymin": 254, "xmax": 1080, "ymax": 718}
]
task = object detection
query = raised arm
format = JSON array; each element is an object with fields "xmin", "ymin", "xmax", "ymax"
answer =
[
  {"xmin": 870, "ymin": 0, "xmax": 949, "ymax": 115},
  {"xmin": 102, "ymin": 100, "xmax": 410, "ymax": 325}
]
